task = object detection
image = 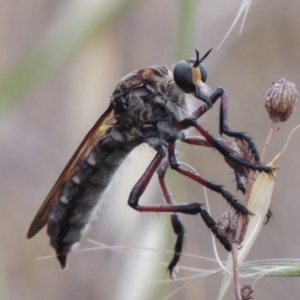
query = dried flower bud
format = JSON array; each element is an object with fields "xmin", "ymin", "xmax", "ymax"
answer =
[
  {"xmin": 222, "ymin": 139, "xmax": 254, "ymax": 176},
  {"xmin": 241, "ymin": 281, "xmax": 254, "ymax": 300},
  {"xmin": 265, "ymin": 78, "xmax": 298, "ymax": 122},
  {"xmin": 219, "ymin": 138, "xmax": 254, "ymax": 193},
  {"xmin": 216, "ymin": 209, "xmax": 238, "ymax": 248}
]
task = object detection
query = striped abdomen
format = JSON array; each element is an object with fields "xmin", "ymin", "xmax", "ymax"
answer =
[{"xmin": 47, "ymin": 134, "xmax": 139, "ymax": 267}]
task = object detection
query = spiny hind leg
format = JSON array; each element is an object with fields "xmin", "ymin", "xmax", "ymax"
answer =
[{"xmin": 157, "ymin": 159, "xmax": 185, "ymax": 278}]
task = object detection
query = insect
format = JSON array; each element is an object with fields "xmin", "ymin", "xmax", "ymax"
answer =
[{"xmin": 27, "ymin": 49, "xmax": 271, "ymax": 276}]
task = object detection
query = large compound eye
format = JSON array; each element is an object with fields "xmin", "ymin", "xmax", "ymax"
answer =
[
  {"xmin": 173, "ymin": 60, "xmax": 193, "ymax": 92},
  {"xmin": 174, "ymin": 49, "xmax": 211, "ymax": 92},
  {"xmin": 199, "ymin": 62, "xmax": 207, "ymax": 83}
]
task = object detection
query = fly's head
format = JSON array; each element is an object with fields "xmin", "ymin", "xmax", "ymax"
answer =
[{"xmin": 173, "ymin": 49, "xmax": 212, "ymax": 106}]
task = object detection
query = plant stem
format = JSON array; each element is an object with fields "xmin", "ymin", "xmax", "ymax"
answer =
[
  {"xmin": 232, "ymin": 243, "xmax": 242, "ymax": 300},
  {"xmin": 260, "ymin": 121, "xmax": 279, "ymax": 162},
  {"xmin": 232, "ymin": 120, "xmax": 279, "ymax": 300}
]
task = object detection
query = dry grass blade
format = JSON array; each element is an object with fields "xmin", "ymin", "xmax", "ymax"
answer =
[
  {"xmin": 217, "ymin": 0, "xmax": 252, "ymax": 49},
  {"xmin": 218, "ymin": 123, "xmax": 300, "ymax": 300}
]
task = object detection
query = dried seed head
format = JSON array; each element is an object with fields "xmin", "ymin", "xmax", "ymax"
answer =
[
  {"xmin": 216, "ymin": 209, "xmax": 238, "ymax": 247},
  {"xmin": 241, "ymin": 281, "xmax": 254, "ymax": 300},
  {"xmin": 265, "ymin": 78, "xmax": 298, "ymax": 122},
  {"xmin": 220, "ymin": 138, "xmax": 253, "ymax": 179}
]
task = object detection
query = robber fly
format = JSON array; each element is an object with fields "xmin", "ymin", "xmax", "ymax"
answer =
[{"xmin": 27, "ymin": 49, "xmax": 271, "ymax": 275}]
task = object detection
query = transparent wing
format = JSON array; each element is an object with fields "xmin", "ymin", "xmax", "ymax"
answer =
[{"xmin": 27, "ymin": 104, "xmax": 115, "ymax": 238}]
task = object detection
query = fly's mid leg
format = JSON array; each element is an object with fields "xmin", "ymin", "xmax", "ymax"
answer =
[
  {"xmin": 127, "ymin": 145, "xmax": 235, "ymax": 278},
  {"xmin": 156, "ymin": 159, "xmax": 232, "ymax": 277},
  {"xmin": 177, "ymin": 117, "xmax": 272, "ymax": 174}
]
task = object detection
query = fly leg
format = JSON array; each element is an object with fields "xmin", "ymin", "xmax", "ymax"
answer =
[
  {"xmin": 264, "ymin": 208, "xmax": 273, "ymax": 225},
  {"xmin": 157, "ymin": 159, "xmax": 185, "ymax": 277},
  {"xmin": 128, "ymin": 145, "xmax": 217, "ymax": 215},
  {"xmin": 182, "ymin": 136, "xmax": 247, "ymax": 193},
  {"xmin": 127, "ymin": 145, "xmax": 230, "ymax": 277},
  {"xmin": 178, "ymin": 118, "xmax": 272, "ymax": 174},
  {"xmin": 235, "ymin": 173, "xmax": 246, "ymax": 194},
  {"xmin": 191, "ymin": 87, "xmax": 226, "ymax": 119},
  {"xmin": 167, "ymin": 142, "xmax": 250, "ymax": 215},
  {"xmin": 217, "ymin": 88, "xmax": 260, "ymax": 163},
  {"xmin": 191, "ymin": 87, "xmax": 261, "ymax": 163}
]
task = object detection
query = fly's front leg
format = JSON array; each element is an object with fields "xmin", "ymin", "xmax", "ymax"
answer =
[
  {"xmin": 178, "ymin": 118, "xmax": 272, "ymax": 174},
  {"xmin": 191, "ymin": 87, "xmax": 225, "ymax": 119},
  {"xmin": 217, "ymin": 88, "xmax": 261, "ymax": 163},
  {"xmin": 191, "ymin": 87, "xmax": 261, "ymax": 163}
]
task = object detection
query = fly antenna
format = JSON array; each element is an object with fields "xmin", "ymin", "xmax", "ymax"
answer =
[
  {"xmin": 194, "ymin": 48, "xmax": 213, "ymax": 67},
  {"xmin": 193, "ymin": 49, "xmax": 200, "ymax": 67},
  {"xmin": 200, "ymin": 48, "xmax": 213, "ymax": 63}
]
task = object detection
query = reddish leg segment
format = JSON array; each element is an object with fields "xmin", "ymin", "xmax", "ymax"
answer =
[
  {"xmin": 157, "ymin": 160, "xmax": 185, "ymax": 276},
  {"xmin": 167, "ymin": 142, "xmax": 250, "ymax": 215},
  {"xmin": 128, "ymin": 147, "xmax": 208, "ymax": 215},
  {"xmin": 128, "ymin": 145, "xmax": 234, "ymax": 276},
  {"xmin": 179, "ymin": 119, "xmax": 271, "ymax": 173},
  {"xmin": 191, "ymin": 87, "xmax": 260, "ymax": 163},
  {"xmin": 183, "ymin": 136, "xmax": 247, "ymax": 193}
]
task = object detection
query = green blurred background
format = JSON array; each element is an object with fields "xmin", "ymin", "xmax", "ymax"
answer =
[{"xmin": 1, "ymin": 0, "xmax": 300, "ymax": 299}]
